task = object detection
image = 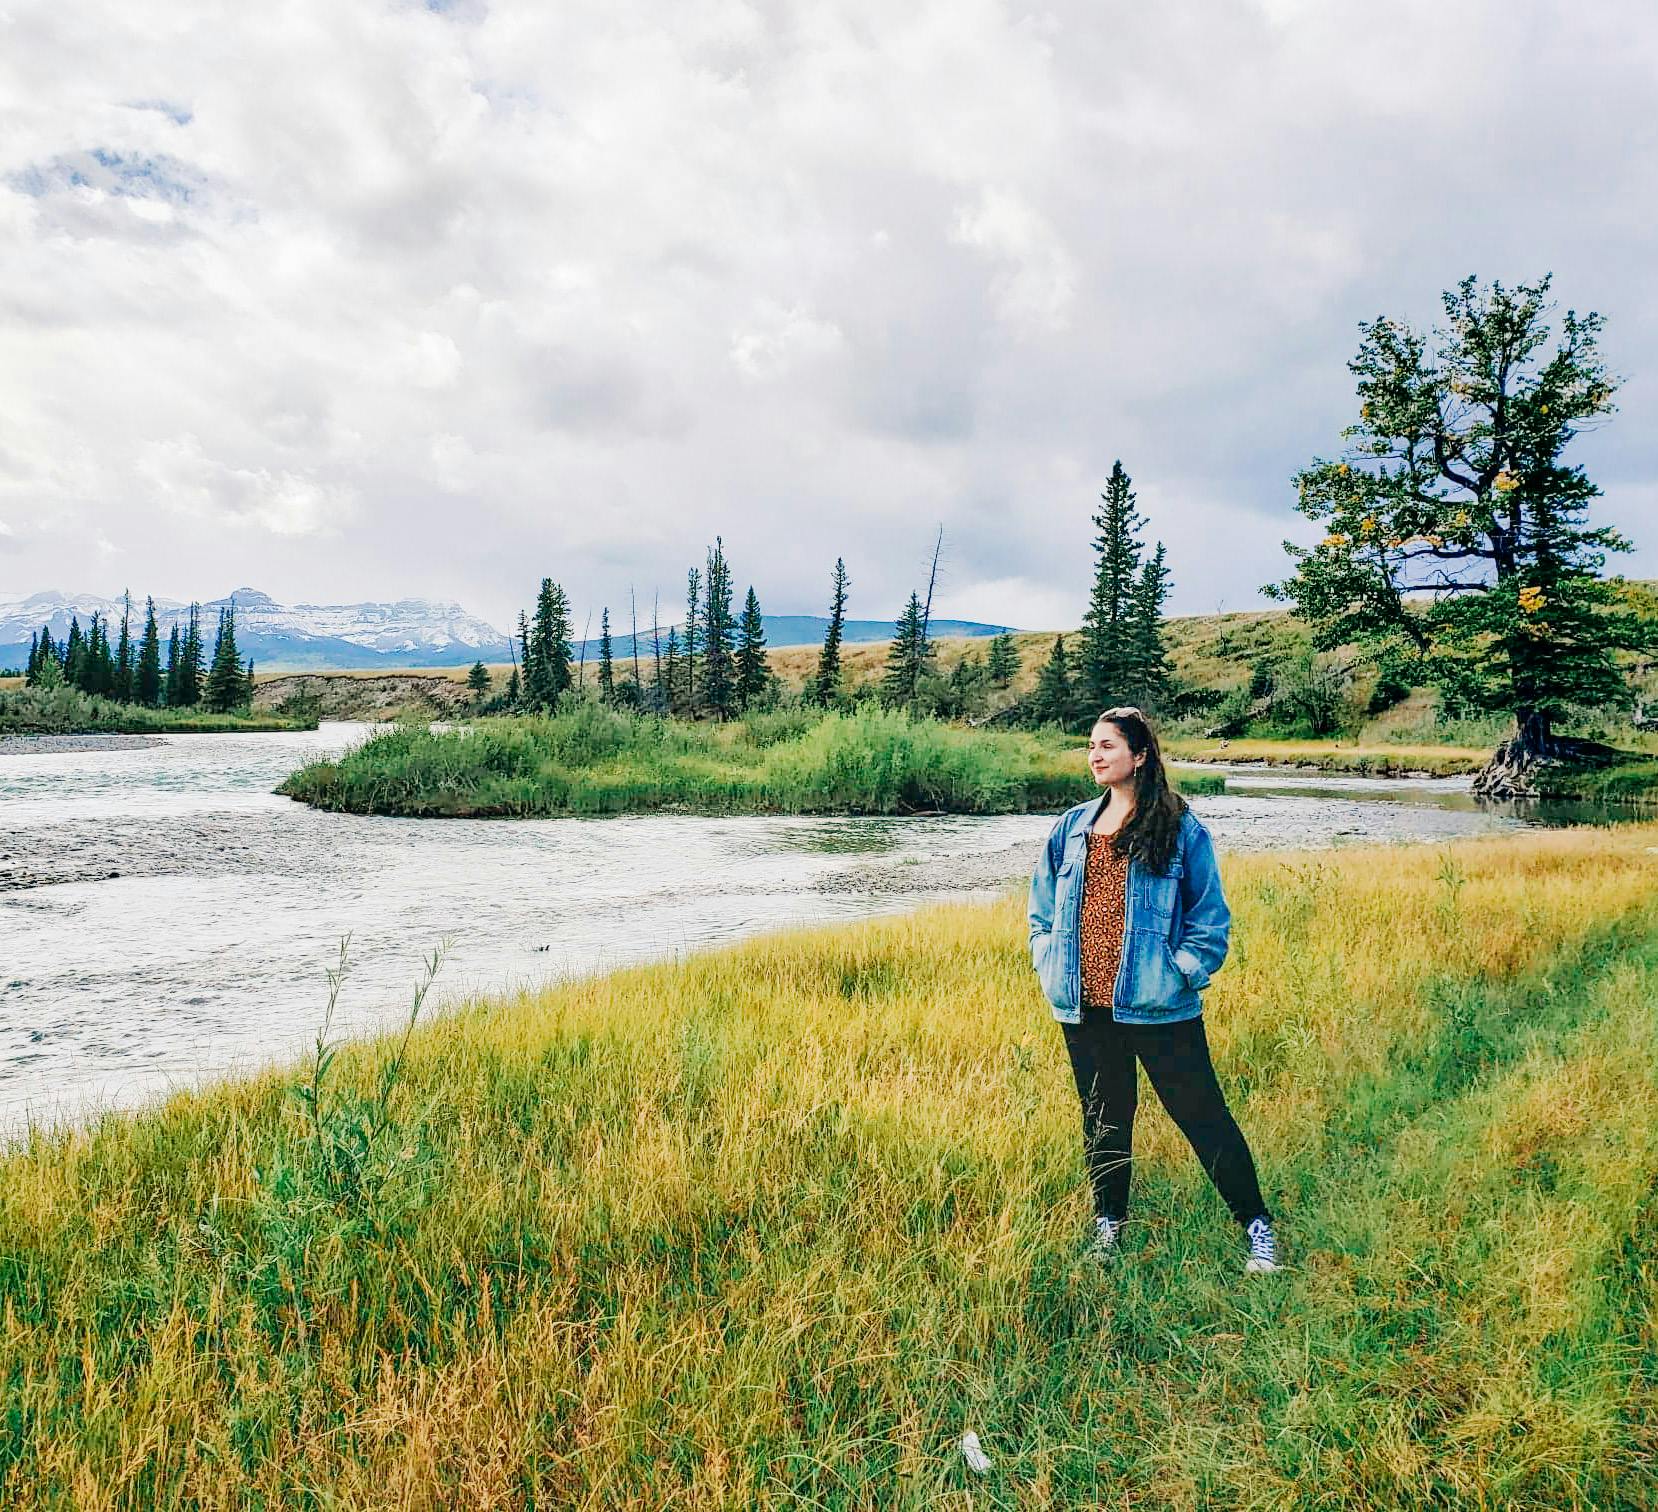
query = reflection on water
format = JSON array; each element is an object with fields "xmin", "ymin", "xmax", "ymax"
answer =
[{"xmin": 1, "ymin": 727, "xmax": 1640, "ymax": 1139}]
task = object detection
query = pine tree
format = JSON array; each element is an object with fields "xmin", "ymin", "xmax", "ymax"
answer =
[
  {"xmin": 466, "ymin": 660, "xmax": 491, "ymax": 700},
  {"xmin": 525, "ymin": 579, "xmax": 574, "ymax": 709},
  {"xmin": 114, "ymin": 593, "xmax": 134, "ymax": 703},
  {"xmin": 83, "ymin": 613, "xmax": 115, "ymax": 697},
  {"xmin": 680, "ymin": 568, "xmax": 701, "ymax": 716},
  {"xmin": 25, "ymin": 631, "xmax": 39, "ymax": 684},
  {"xmin": 178, "ymin": 606, "xmax": 205, "ymax": 707},
  {"xmin": 650, "ymin": 591, "xmax": 666, "ymax": 714},
  {"xmin": 663, "ymin": 627, "xmax": 681, "ymax": 716},
  {"xmin": 505, "ymin": 665, "xmax": 521, "ymax": 706},
  {"xmin": 205, "ymin": 605, "xmax": 246, "ymax": 712},
  {"xmin": 1078, "ymin": 461, "xmax": 1143, "ymax": 710},
  {"xmin": 597, "ymin": 608, "xmax": 615, "ymax": 702},
  {"xmin": 63, "ymin": 616, "xmax": 85, "ymax": 690},
  {"xmin": 986, "ymin": 631, "xmax": 1020, "ymax": 687},
  {"xmin": 1128, "ymin": 542, "xmax": 1172, "ymax": 710},
  {"xmin": 164, "ymin": 624, "xmax": 180, "ymax": 705},
  {"xmin": 137, "ymin": 598, "xmax": 162, "ymax": 706},
  {"xmin": 1030, "ymin": 634, "xmax": 1076, "ymax": 728},
  {"xmin": 701, "ymin": 539, "xmax": 736, "ymax": 720},
  {"xmin": 33, "ymin": 636, "xmax": 64, "ymax": 690},
  {"xmin": 517, "ymin": 610, "xmax": 539, "ymax": 708},
  {"xmin": 735, "ymin": 586, "xmax": 768, "ymax": 710},
  {"xmin": 244, "ymin": 659, "xmax": 256, "ymax": 708},
  {"xmin": 881, "ymin": 592, "xmax": 935, "ymax": 710},
  {"xmin": 813, "ymin": 558, "xmax": 850, "ymax": 705}
]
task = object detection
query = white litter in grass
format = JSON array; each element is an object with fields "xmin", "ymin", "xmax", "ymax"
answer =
[{"xmin": 960, "ymin": 1432, "xmax": 992, "ymax": 1475}]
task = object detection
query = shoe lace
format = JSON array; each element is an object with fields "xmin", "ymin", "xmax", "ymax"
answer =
[{"xmin": 1247, "ymin": 1218, "xmax": 1276, "ymax": 1263}]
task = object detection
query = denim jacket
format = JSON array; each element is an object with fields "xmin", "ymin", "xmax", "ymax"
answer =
[{"xmin": 1027, "ymin": 799, "xmax": 1230, "ymax": 1025}]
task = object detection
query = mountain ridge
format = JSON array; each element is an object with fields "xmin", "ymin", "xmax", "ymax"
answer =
[{"xmin": 0, "ymin": 589, "xmax": 1016, "ymax": 672}]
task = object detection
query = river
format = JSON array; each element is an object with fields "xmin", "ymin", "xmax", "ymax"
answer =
[{"xmin": 0, "ymin": 722, "xmax": 1620, "ymax": 1139}]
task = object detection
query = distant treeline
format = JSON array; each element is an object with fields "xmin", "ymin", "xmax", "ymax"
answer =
[
  {"xmin": 479, "ymin": 471, "xmax": 1172, "ymax": 730},
  {"xmin": 22, "ymin": 596, "xmax": 256, "ymax": 713}
]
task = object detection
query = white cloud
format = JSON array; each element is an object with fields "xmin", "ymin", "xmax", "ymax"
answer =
[{"xmin": 0, "ymin": 0, "xmax": 1653, "ymax": 636}]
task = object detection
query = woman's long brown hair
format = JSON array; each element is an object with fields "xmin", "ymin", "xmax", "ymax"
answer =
[{"xmin": 1095, "ymin": 707, "xmax": 1186, "ymax": 873}]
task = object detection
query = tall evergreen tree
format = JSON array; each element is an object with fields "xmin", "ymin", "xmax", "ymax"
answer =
[
  {"xmin": 136, "ymin": 597, "xmax": 162, "ymax": 706},
  {"xmin": 113, "ymin": 593, "xmax": 134, "ymax": 703},
  {"xmin": 177, "ymin": 606, "xmax": 205, "ymax": 707},
  {"xmin": 1078, "ymin": 461, "xmax": 1142, "ymax": 709},
  {"xmin": 25, "ymin": 631, "xmax": 39, "ymax": 683},
  {"xmin": 735, "ymin": 586, "xmax": 768, "ymax": 710},
  {"xmin": 701, "ymin": 538, "xmax": 737, "ymax": 719},
  {"xmin": 84, "ymin": 612, "xmax": 115, "ymax": 697},
  {"xmin": 813, "ymin": 557, "xmax": 850, "ymax": 705},
  {"xmin": 597, "ymin": 608, "xmax": 616, "ymax": 702},
  {"xmin": 1030, "ymin": 634, "xmax": 1076, "ymax": 728},
  {"xmin": 32, "ymin": 635, "xmax": 64, "ymax": 689},
  {"xmin": 986, "ymin": 631, "xmax": 1020, "ymax": 687},
  {"xmin": 205, "ymin": 605, "xmax": 247, "ymax": 712},
  {"xmin": 466, "ymin": 660, "xmax": 491, "ymax": 700},
  {"xmin": 680, "ymin": 568, "xmax": 701, "ymax": 715},
  {"xmin": 1128, "ymin": 542, "xmax": 1172, "ymax": 709},
  {"xmin": 525, "ymin": 578, "xmax": 574, "ymax": 710},
  {"xmin": 881, "ymin": 592, "xmax": 935, "ymax": 709},
  {"xmin": 649, "ymin": 591, "xmax": 666, "ymax": 714},
  {"xmin": 662, "ymin": 627, "xmax": 681, "ymax": 716},
  {"xmin": 517, "ymin": 610, "xmax": 538, "ymax": 708},
  {"xmin": 505, "ymin": 665, "xmax": 521, "ymax": 706},
  {"xmin": 244, "ymin": 659, "xmax": 257, "ymax": 708},
  {"xmin": 164, "ymin": 624, "xmax": 181, "ymax": 706},
  {"xmin": 63, "ymin": 616, "xmax": 85, "ymax": 690}
]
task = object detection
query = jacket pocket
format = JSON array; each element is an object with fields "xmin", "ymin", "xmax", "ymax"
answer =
[{"xmin": 1031, "ymin": 932, "xmax": 1072, "ymax": 1010}]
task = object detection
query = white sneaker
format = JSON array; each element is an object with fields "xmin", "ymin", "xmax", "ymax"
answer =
[
  {"xmin": 1244, "ymin": 1216, "xmax": 1279, "ymax": 1273},
  {"xmin": 1089, "ymin": 1215, "xmax": 1121, "ymax": 1257}
]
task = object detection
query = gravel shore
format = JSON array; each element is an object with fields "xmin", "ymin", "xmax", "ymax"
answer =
[{"xmin": 0, "ymin": 733, "xmax": 167, "ymax": 756}]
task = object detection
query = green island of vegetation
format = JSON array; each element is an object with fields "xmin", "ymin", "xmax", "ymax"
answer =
[
  {"xmin": 278, "ymin": 702, "xmax": 1225, "ymax": 817},
  {"xmin": 5, "ymin": 824, "xmax": 1655, "ymax": 1505}
]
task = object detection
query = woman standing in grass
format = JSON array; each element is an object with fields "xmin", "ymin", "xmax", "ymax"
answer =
[{"xmin": 1028, "ymin": 707, "xmax": 1277, "ymax": 1273}]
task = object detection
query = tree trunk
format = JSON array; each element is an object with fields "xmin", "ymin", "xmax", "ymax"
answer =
[{"xmin": 1472, "ymin": 707, "xmax": 1620, "ymax": 800}]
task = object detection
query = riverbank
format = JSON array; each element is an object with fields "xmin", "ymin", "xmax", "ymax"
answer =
[
  {"xmin": 1163, "ymin": 735, "xmax": 1489, "ymax": 777},
  {"xmin": 278, "ymin": 704, "xmax": 1225, "ymax": 818},
  {"xmin": 5, "ymin": 824, "xmax": 1655, "ymax": 1506},
  {"xmin": 0, "ymin": 686, "xmax": 316, "ymax": 736}
]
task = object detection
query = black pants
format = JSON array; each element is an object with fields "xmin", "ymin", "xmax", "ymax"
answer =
[{"xmin": 1060, "ymin": 1009, "xmax": 1268, "ymax": 1227}]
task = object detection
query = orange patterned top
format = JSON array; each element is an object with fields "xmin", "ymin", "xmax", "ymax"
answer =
[{"xmin": 1079, "ymin": 833, "xmax": 1130, "ymax": 1010}]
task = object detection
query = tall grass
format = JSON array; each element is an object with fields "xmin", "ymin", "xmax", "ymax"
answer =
[
  {"xmin": 279, "ymin": 703, "xmax": 1224, "ymax": 817},
  {"xmin": 0, "ymin": 685, "xmax": 315, "ymax": 735},
  {"xmin": 4, "ymin": 825, "xmax": 1656, "ymax": 1506}
]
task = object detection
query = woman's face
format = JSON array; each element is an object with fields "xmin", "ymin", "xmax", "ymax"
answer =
[{"xmin": 1087, "ymin": 719, "xmax": 1143, "ymax": 788}]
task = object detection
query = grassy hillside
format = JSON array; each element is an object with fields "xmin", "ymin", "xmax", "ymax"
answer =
[{"xmin": 4, "ymin": 825, "xmax": 1656, "ymax": 1506}]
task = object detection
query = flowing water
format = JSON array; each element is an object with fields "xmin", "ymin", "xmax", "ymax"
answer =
[{"xmin": 0, "ymin": 723, "xmax": 1626, "ymax": 1138}]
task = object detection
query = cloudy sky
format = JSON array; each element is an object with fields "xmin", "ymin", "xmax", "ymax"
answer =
[{"xmin": 2, "ymin": 0, "xmax": 1655, "ymax": 636}]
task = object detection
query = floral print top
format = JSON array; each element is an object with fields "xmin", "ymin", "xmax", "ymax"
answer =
[{"xmin": 1079, "ymin": 832, "xmax": 1130, "ymax": 1010}]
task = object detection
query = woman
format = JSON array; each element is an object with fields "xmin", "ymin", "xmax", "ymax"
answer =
[{"xmin": 1028, "ymin": 707, "xmax": 1277, "ymax": 1273}]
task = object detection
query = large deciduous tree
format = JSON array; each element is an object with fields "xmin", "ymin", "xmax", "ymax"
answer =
[{"xmin": 1269, "ymin": 275, "xmax": 1650, "ymax": 783}]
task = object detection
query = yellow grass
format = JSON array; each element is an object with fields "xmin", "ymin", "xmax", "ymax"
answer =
[{"xmin": 4, "ymin": 824, "xmax": 1657, "ymax": 1505}]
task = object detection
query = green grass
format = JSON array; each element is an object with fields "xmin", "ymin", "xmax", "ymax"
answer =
[
  {"xmin": 0, "ymin": 686, "xmax": 316, "ymax": 735},
  {"xmin": 278, "ymin": 702, "xmax": 1224, "ymax": 817},
  {"xmin": 1541, "ymin": 755, "xmax": 1658, "ymax": 805},
  {"xmin": 3, "ymin": 826, "xmax": 1656, "ymax": 1506}
]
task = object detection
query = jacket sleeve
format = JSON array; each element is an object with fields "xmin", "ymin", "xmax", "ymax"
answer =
[
  {"xmin": 1027, "ymin": 818, "xmax": 1065, "ymax": 955},
  {"xmin": 1170, "ymin": 818, "xmax": 1230, "ymax": 990}
]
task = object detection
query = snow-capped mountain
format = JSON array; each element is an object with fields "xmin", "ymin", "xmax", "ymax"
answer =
[{"xmin": 0, "ymin": 587, "xmax": 514, "ymax": 670}]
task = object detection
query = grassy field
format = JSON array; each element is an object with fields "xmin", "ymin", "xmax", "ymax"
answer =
[
  {"xmin": 4, "ymin": 824, "xmax": 1656, "ymax": 1507},
  {"xmin": 278, "ymin": 703, "xmax": 1224, "ymax": 818},
  {"xmin": 0, "ymin": 686, "xmax": 316, "ymax": 735}
]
